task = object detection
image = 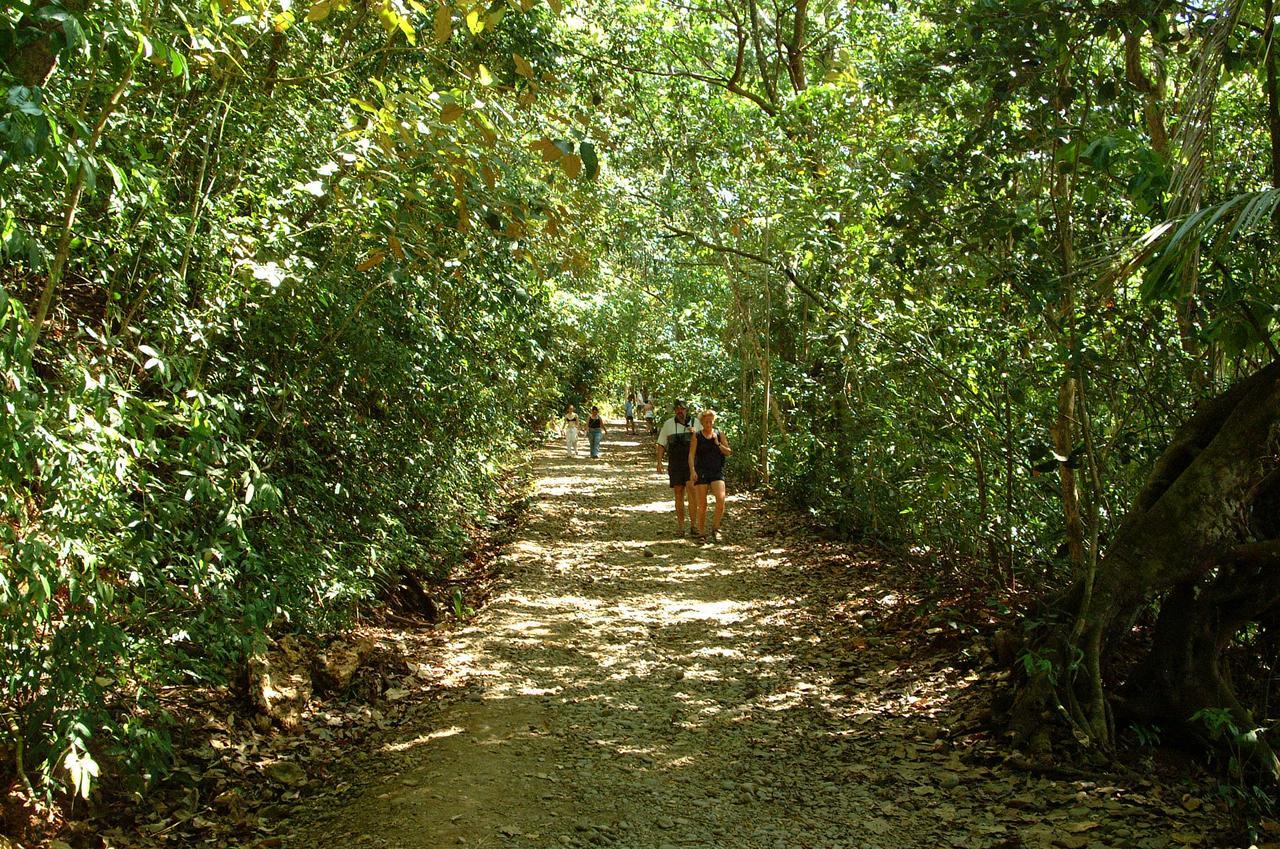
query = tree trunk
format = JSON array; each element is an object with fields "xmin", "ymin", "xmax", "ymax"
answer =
[{"xmin": 1011, "ymin": 362, "xmax": 1280, "ymax": 764}]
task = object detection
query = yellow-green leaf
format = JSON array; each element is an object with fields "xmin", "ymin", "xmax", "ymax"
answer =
[
  {"xmin": 305, "ymin": 1, "xmax": 331, "ymax": 22},
  {"xmin": 398, "ymin": 14, "xmax": 416, "ymax": 45},
  {"xmin": 433, "ymin": 5, "xmax": 451, "ymax": 43},
  {"xmin": 352, "ymin": 98, "xmax": 380, "ymax": 113},
  {"xmin": 477, "ymin": 64, "xmax": 493, "ymax": 86},
  {"xmin": 546, "ymin": 0, "xmax": 561, "ymax": 13},
  {"xmin": 561, "ymin": 153, "xmax": 582, "ymax": 179},
  {"xmin": 465, "ymin": 7, "xmax": 484, "ymax": 35},
  {"xmin": 513, "ymin": 52, "xmax": 533, "ymax": 79},
  {"xmin": 441, "ymin": 103, "xmax": 464, "ymax": 122},
  {"xmin": 389, "ymin": 233, "xmax": 406, "ymax": 260}
]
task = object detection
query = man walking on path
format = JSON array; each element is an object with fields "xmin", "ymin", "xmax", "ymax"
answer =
[{"xmin": 656, "ymin": 400, "xmax": 697, "ymax": 536}]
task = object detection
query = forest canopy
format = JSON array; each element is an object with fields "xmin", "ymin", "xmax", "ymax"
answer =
[{"xmin": 2, "ymin": 0, "xmax": 1279, "ymax": 809}]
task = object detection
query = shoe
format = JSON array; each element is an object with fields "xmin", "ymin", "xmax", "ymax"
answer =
[{"xmin": 709, "ymin": 528, "xmax": 719, "ymax": 543}]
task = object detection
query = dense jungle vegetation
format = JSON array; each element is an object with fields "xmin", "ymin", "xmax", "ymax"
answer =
[{"xmin": 3, "ymin": 0, "xmax": 1280, "ymax": 815}]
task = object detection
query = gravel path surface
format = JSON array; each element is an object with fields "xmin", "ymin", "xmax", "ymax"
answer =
[{"xmin": 286, "ymin": 430, "xmax": 1231, "ymax": 849}]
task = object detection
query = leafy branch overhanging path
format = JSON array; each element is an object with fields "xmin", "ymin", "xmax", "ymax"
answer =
[{"xmin": 287, "ymin": 430, "xmax": 1224, "ymax": 849}]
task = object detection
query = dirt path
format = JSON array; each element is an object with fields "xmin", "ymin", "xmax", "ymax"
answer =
[{"xmin": 286, "ymin": 428, "xmax": 1230, "ymax": 849}]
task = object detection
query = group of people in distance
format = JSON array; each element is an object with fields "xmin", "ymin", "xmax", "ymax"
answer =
[
  {"xmin": 624, "ymin": 392, "xmax": 656, "ymax": 435},
  {"xmin": 559, "ymin": 396, "xmax": 732, "ymax": 544}
]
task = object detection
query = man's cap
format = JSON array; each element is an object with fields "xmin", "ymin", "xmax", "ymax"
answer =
[{"xmin": 674, "ymin": 399, "xmax": 686, "ymax": 408}]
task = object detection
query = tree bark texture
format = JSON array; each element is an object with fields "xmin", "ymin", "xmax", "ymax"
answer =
[{"xmin": 1012, "ymin": 362, "xmax": 1280, "ymax": 772}]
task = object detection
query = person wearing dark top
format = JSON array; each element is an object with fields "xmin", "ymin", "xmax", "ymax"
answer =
[
  {"xmin": 688, "ymin": 409, "xmax": 732, "ymax": 542},
  {"xmin": 656, "ymin": 400, "xmax": 697, "ymax": 536},
  {"xmin": 587, "ymin": 406, "xmax": 606, "ymax": 459}
]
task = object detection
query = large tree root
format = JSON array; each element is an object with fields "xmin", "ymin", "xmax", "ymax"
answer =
[{"xmin": 1009, "ymin": 362, "xmax": 1280, "ymax": 776}]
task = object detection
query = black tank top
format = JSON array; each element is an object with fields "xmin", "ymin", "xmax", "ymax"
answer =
[
  {"xmin": 588, "ymin": 415, "xmax": 603, "ymax": 429},
  {"xmin": 694, "ymin": 429, "xmax": 723, "ymax": 472}
]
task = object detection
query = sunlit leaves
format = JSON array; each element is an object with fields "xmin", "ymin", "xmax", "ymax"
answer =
[{"xmin": 306, "ymin": 1, "xmax": 333, "ymax": 22}]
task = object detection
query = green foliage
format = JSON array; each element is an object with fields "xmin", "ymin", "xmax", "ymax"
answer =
[
  {"xmin": 7, "ymin": 0, "xmax": 1280, "ymax": 806},
  {"xmin": 0, "ymin": 0, "xmax": 591, "ymax": 801},
  {"xmin": 1192, "ymin": 708, "xmax": 1276, "ymax": 838}
]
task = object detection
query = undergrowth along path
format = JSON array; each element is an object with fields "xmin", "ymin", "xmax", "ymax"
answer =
[{"xmin": 288, "ymin": 426, "xmax": 1229, "ymax": 849}]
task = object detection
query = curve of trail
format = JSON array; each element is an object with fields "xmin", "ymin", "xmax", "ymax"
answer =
[{"xmin": 290, "ymin": 428, "xmax": 1219, "ymax": 849}]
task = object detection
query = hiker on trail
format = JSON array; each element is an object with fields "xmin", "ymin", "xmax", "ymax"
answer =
[
  {"xmin": 562, "ymin": 405, "xmax": 580, "ymax": 457},
  {"xmin": 689, "ymin": 409, "xmax": 732, "ymax": 543},
  {"xmin": 643, "ymin": 400, "xmax": 656, "ymax": 435},
  {"xmin": 587, "ymin": 406, "xmax": 607, "ymax": 459},
  {"xmin": 656, "ymin": 400, "xmax": 697, "ymax": 536},
  {"xmin": 624, "ymin": 393, "xmax": 637, "ymax": 435}
]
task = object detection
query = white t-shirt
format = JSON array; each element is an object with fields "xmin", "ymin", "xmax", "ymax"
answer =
[{"xmin": 657, "ymin": 416, "xmax": 695, "ymax": 451}]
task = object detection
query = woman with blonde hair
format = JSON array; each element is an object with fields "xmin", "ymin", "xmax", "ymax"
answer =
[{"xmin": 688, "ymin": 409, "xmax": 732, "ymax": 542}]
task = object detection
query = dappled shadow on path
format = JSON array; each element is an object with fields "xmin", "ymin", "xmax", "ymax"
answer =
[{"xmin": 287, "ymin": 424, "xmax": 1229, "ymax": 849}]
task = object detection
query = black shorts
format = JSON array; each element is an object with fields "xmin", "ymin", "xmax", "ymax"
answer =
[
  {"xmin": 626, "ymin": 414, "xmax": 635, "ymax": 422},
  {"xmin": 694, "ymin": 465, "xmax": 724, "ymax": 485},
  {"xmin": 668, "ymin": 461, "xmax": 691, "ymax": 487}
]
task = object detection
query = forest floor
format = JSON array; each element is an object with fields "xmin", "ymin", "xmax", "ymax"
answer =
[{"xmin": 83, "ymin": 427, "xmax": 1238, "ymax": 849}]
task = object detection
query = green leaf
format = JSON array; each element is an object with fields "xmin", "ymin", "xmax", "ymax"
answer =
[
  {"xmin": 580, "ymin": 141, "xmax": 599, "ymax": 179},
  {"xmin": 102, "ymin": 160, "xmax": 127, "ymax": 192},
  {"xmin": 62, "ymin": 15, "xmax": 88, "ymax": 53}
]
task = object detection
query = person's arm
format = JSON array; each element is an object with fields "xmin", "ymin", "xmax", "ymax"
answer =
[
  {"xmin": 688, "ymin": 432, "xmax": 698, "ymax": 482},
  {"xmin": 656, "ymin": 423, "xmax": 666, "ymax": 471},
  {"xmin": 718, "ymin": 430, "xmax": 732, "ymax": 455}
]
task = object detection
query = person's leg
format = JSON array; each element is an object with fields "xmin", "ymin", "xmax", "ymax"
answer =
[
  {"xmin": 673, "ymin": 484, "xmax": 687, "ymax": 530},
  {"xmin": 686, "ymin": 484, "xmax": 706, "ymax": 532},
  {"xmin": 710, "ymin": 481, "xmax": 727, "ymax": 533},
  {"xmin": 590, "ymin": 430, "xmax": 601, "ymax": 457}
]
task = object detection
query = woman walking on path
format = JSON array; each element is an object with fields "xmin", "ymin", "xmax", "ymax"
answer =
[
  {"xmin": 624, "ymin": 394, "xmax": 637, "ymax": 435},
  {"xmin": 562, "ymin": 405, "xmax": 580, "ymax": 457},
  {"xmin": 689, "ymin": 409, "xmax": 732, "ymax": 542},
  {"xmin": 587, "ymin": 406, "xmax": 607, "ymax": 458}
]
